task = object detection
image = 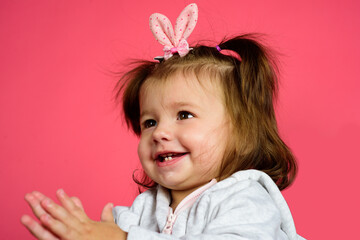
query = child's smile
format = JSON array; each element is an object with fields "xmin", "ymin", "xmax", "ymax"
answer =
[
  {"xmin": 137, "ymin": 72, "xmax": 231, "ymax": 195},
  {"xmin": 155, "ymin": 152, "xmax": 188, "ymax": 166}
]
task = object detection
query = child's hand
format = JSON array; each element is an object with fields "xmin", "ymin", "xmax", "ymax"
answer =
[{"xmin": 21, "ymin": 190, "xmax": 127, "ymax": 240}]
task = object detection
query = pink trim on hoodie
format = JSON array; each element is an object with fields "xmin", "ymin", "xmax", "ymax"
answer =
[{"xmin": 162, "ymin": 179, "xmax": 217, "ymax": 234}]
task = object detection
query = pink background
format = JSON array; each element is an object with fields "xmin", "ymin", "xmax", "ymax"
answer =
[{"xmin": 1, "ymin": 0, "xmax": 359, "ymax": 239}]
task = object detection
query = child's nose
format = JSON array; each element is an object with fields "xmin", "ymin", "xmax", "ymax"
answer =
[{"xmin": 152, "ymin": 122, "xmax": 172, "ymax": 143}]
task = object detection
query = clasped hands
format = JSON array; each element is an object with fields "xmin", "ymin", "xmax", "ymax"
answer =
[{"xmin": 21, "ymin": 189, "xmax": 127, "ymax": 240}]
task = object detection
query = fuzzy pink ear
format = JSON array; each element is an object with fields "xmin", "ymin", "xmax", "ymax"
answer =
[
  {"xmin": 149, "ymin": 13, "xmax": 175, "ymax": 47},
  {"xmin": 173, "ymin": 3, "xmax": 198, "ymax": 45},
  {"xmin": 149, "ymin": 3, "xmax": 198, "ymax": 60}
]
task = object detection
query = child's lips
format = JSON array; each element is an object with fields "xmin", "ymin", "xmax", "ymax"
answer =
[
  {"xmin": 156, "ymin": 153, "xmax": 188, "ymax": 167},
  {"xmin": 154, "ymin": 151, "xmax": 187, "ymax": 161}
]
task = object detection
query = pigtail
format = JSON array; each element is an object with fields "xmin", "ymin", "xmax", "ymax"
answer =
[
  {"xmin": 219, "ymin": 35, "xmax": 277, "ymax": 114},
  {"xmin": 218, "ymin": 35, "xmax": 297, "ymax": 190}
]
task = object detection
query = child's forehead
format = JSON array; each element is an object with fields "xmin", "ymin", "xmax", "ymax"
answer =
[
  {"xmin": 139, "ymin": 71, "xmax": 225, "ymax": 107},
  {"xmin": 138, "ymin": 75, "xmax": 229, "ymax": 121}
]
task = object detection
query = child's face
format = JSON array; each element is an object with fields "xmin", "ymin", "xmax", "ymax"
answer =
[{"xmin": 137, "ymin": 72, "xmax": 231, "ymax": 192}]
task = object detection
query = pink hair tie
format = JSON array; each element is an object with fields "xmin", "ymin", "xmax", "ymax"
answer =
[
  {"xmin": 216, "ymin": 45, "xmax": 222, "ymax": 52},
  {"xmin": 149, "ymin": 3, "xmax": 198, "ymax": 60}
]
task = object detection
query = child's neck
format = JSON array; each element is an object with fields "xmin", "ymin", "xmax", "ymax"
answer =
[
  {"xmin": 170, "ymin": 188, "xmax": 197, "ymax": 210},
  {"xmin": 169, "ymin": 181, "xmax": 215, "ymax": 210}
]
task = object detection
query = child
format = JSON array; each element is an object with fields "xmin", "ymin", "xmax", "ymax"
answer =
[{"xmin": 21, "ymin": 3, "xmax": 305, "ymax": 240}]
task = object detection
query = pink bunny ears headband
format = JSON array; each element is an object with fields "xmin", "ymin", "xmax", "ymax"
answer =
[{"xmin": 149, "ymin": 3, "xmax": 199, "ymax": 61}]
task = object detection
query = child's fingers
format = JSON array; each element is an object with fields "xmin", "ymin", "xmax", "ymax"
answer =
[
  {"xmin": 70, "ymin": 196, "xmax": 84, "ymax": 210},
  {"xmin": 32, "ymin": 191, "xmax": 47, "ymax": 201},
  {"xmin": 56, "ymin": 189, "xmax": 88, "ymax": 221},
  {"xmin": 25, "ymin": 192, "xmax": 47, "ymax": 219},
  {"xmin": 40, "ymin": 197, "xmax": 81, "ymax": 228},
  {"xmin": 21, "ymin": 214, "xmax": 60, "ymax": 240},
  {"xmin": 101, "ymin": 202, "xmax": 114, "ymax": 222},
  {"xmin": 39, "ymin": 213, "xmax": 75, "ymax": 240}
]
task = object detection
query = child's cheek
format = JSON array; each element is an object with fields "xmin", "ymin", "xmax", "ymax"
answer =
[{"xmin": 137, "ymin": 138, "xmax": 148, "ymax": 163}]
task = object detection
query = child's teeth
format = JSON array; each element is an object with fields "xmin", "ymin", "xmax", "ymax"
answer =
[{"xmin": 164, "ymin": 156, "xmax": 172, "ymax": 161}]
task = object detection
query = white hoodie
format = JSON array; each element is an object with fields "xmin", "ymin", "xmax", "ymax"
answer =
[{"xmin": 113, "ymin": 169, "xmax": 306, "ymax": 239}]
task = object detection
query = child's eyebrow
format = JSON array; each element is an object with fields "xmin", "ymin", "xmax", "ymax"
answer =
[
  {"xmin": 170, "ymin": 101, "xmax": 199, "ymax": 109},
  {"xmin": 140, "ymin": 110, "xmax": 151, "ymax": 119},
  {"xmin": 140, "ymin": 101, "xmax": 199, "ymax": 118}
]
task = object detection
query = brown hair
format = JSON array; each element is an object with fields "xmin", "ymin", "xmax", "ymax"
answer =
[{"xmin": 115, "ymin": 34, "xmax": 297, "ymax": 191}]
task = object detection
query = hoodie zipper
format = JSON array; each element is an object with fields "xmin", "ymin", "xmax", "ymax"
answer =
[{"xmin": 161, "ymin": 179, "xmax": 217, "ymax": 234}]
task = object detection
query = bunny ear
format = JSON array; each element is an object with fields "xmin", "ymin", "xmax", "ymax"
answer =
[
  {"xmin": 174, "ymin": 3, "xmax": 198, "ymax": 45},
  {"xmin": 149, "ymin": 13, "xmax": 175, "ymax": 47}
]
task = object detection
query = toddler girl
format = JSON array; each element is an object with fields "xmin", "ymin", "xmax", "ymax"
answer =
[{"xmin": 22, "ymin": 3, "xmax": 305, "ymax": 240}]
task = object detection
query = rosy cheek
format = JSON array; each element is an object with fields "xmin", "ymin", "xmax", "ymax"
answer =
[{"xmin": 137, "ymin": 140, "xmax": 146, "ymax": 161}]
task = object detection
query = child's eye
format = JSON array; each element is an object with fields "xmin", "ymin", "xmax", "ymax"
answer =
[
  {"xmin": 143, "ymin": 119, "xmax": 157, "ymax": 128},
  {"xmin": 177, "ymin": 111, "xmax": 194, "ymax": 120}
]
